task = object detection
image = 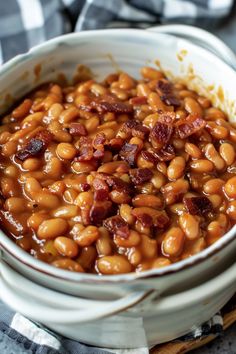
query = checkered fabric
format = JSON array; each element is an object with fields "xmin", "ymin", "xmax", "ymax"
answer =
[{"xmin": 0, "ymin": 0, "xmax": 233, "ymax": 63}]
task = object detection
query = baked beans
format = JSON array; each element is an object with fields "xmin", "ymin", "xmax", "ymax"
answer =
[{"xmin": 0, "ymin": 66, "xmax": 235, "ymax": 274}]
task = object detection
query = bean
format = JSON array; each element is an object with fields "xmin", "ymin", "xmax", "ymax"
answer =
[
  {"xmin": 44, "ymin": 157, "xmax": 62, "ymax": 178},
  {"xmin": 224, "ymin": 176, "xmax": 236, "ymax": 198},
  {"xmin": 227, "ymin": 200, "xmax": 236, "ymax": 220},
  {"xmin": 204, "ymin": 143, "xmax": 225, "ymax": 170},
  {"xmin": 72, "ymin": 161, "xmax": 97, "ymax": 174},
  {"xmin": 37, "ymin": 218, "xmax": 68, "ymax": 239},
  {"xmin": 203, "ymin": 178, "xmax": 224, "ymax": 194},
  {"xmin": 208, "ymin": 194, "xmax": 222, "ymax": 209},
  {"xmin": 98, "ymin": 161, "xmax": 129, "ymax": 174},
  {"xmin": 162, "ymin": 227, "xmax": 185, "ymax": 256},
  {"xmin": 77, "ymin": 246, "xmax": 97, "ymax": 270},
  {"xmin": 219, "ymin": 143, "xmax": 235, "ymax": 165},
  {"xmin": 56, "ymin": 143, "xmax": 77, "ymax": 160},
  {"xmin": 52, "ymin": 259, "xmax": 84, "ymax": 272},
  {"xmin": 96, "ymin": 233, "xmax": 113, "ymax": 256},
  {"xmin": 54, "ymin": 237, "xmax": 79, "ymax": 258},
  {"xmin": 167, "ymin": 156, "xmax": 185, "ymax": 180},
  {"xmin": 141, "ymin": 67, "xmax": 163, "ymax": 80},
  {"xmin": 179, "ymin": 213, "xmax": 199, "ymax": 240},
  {"xmin": 27, "ymin": 212, "xmax": 48, "ymax": 230},
  {"xmin": 184, "ymin": 97, "xmax": 202, "ymax": 116},
  {"xmin": 74, "ymin": 225, "xmax": 99, "ymax": 247},
  {"xmin": 148, "ymin": 92, "xmax": 169, "ymax": 112},
  {"xmin": 127, "ymin": 247, "xmax": 141, "ymax": 266},
  {"xmin": 53, "ymin": 205, "xmax": 79, "ymax": 218},
  {"xmin": 140, "ymin": 234, "xmax": 157, "ymax": 258},
  {"xmin": 34, "ymin": 192, "xmax": 60, "ymax": 209},
  {"xmin": 4, "ymin": 166, "xmax": 18, "ymax": 178},
  {"xmin": 4, "ymin": 197, "xmax": 26, "ymax": 213},
  {"xmin": 97, "ymin": 255, "xmax": 132, "ymax": 275},
  {"xmin": 114, "ymin": 230, "xmax": 141, "ymax": 247},
  {"xmin": 185, "ymin": 142, "xmax": 202, "ymax": 159},
  {"xmin": 12, "ymin": 99, "xmax": 32, "ymax": 119},
  {"xmin": 190, "ymin": 159, "xmax": 214, "ymax": 173},
  {"xmin": 23, "ymin": 158, "xmax": 41, "ymax": 171},
  {"xmin": 152, "ymin": 257, "xmax": 171, "ymax": 269},
  {"xmin": 59, "ymin": 107, "xmax": 79, "ymax": 124},
  {"xmin": 119, "ymin": 204, "xmax": 135, "ymax": 224},
  {"xmin": 132, "ymin": 194, "xmax": 162, "ymax": 209},
  {"xmin": 118, "ymin": 73, "xmax": 135, "ymax": 90},
  {"xmin": 1, "ymin": 141, "xmax": 17, "ymax": 157}
]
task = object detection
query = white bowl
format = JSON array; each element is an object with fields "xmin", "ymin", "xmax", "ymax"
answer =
[{"xmin": 0, "ymin": 28, "xmax": 236, "ymax": 348}]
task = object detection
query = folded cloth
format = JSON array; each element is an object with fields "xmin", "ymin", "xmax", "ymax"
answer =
[
  {"xmin": 0, "ymin": 299, "xmax": 225, "ymax": 354},
  {"xmin": 0, "ymin": 0, "xmax": 234, "ymax": 62}
]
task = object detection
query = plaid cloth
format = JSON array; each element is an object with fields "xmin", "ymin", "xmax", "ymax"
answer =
[
  {"xmin": 0, "ymin": 0, "xmax": 234, "ymax": 353},
  {"xmin": 0, "ymin": 300, "xmax": 224, "ymax": 354},
  {"xmin": 0, "ymin": 0, "xmax": 234, "ymax": 63}
]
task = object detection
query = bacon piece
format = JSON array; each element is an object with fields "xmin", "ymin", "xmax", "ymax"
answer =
[
  {"xmin": 95, "ymin": 101, "xmax": 133, "ymax": 114},
  {"xmin": 136, "ymin": 213, "xmax": 153, "ymax": 227},
  {"xmin": 129, "ymin": 168, "xmax": 153, "ymax": 185},
  {"xmin": 105, "ymin": 176, "xmax": 133, "ymax": 194},
  {"xmin": 118, "ymin": 120, "xmax": 139, "ymax": 139},
  {"xmin": 150, "ymin": 121, "xmax": 173, "ymax": 148},
  {"xmin": 183, "ymin": 196, "xmax": 213, "ymax": 216},
  {"xmin": 108, "ymin": 137, "xmax": 124, "ymax": 153},
  {"xmin": 92, "ymin": 133, "xmax": 106, "ymax": 150},
  {"xmin": 175, "ymin": 114, "xmax": 205, "ymax": 139},
  {"xmin": 15, "ymin": 130, "xmax": 53, "ymax": 161},
  {"xmin": 119, "ymin": 143, "xmax": 139, "ymax": 167},
  {"xmin": 154, "ymin": 144, "xmax": 175, "ymax": 161},
  {"xmin": 76, "ymin": 137, "xmax": 93, "ymax": 161},
  {"xmin": 93, "ymin": 149, "xmax": 104, "ymax": 160},
  {"xmin": 132, "ymin": 124, "xmax": 150, "ymax": 139},
  {"xmin": 103, "ymin": 215, "xmax": 129, "ymax": 238},
  {"xmin": 130, "ymin": 96, "xmax": 147, "ymax": 105},
  {"xmin": 156, "ymin": 79, "xmax": 180, "ymax": 107},
  {"xmin": 80, "ymin": 183, "xmax": 90, "ymax": 192},
  {"xmin": 69, "ymin": 123, "xmax": 87, "ymax": 136},
  {"xmin": 93, "ymin": 178, "xmax": 109, "ymax": 201},
  {"xmin": 132, "ymin": 207, "xmax": 169, "ymax": 228},
  {"xmin": 141, "ymin": 150, "xmax": 158, "ymax": 164},
  {"xmin": 90, "ymin": 201, "xmax": 112, "ymax": 225}
]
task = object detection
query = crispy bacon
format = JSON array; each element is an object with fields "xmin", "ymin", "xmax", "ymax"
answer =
[
  {"xmin": 118, "ymin": 120, "xmax": 139, "ymax": 139},
  {"xmin": 95, "ymin": 101, "xmax": 133, "ymax": 114},
  {"xmin": 141, "ymin": 150, "xmax": 158, "ymax": 164},
  {"xmin": 119, "ymin": 143, "xmax": 139, "ymax": 167},
  {"xmin": 15, "ymin": 130, "xmax": 53, "ymax": 161},
  {"xmin": 103, "ymin": 215, "xmax": 129, "ymax": 238},
  {"xmin": 154, "ymin": 144, "xmax": 175, "ymax": 161},
  {"xmin": 90, "ymin": 201, "xmax": 112, "ymax": 225},
  {"xmin": 92, "ymin": 133, "xmax": 106, "ymax": 150},
  {"xmin": 129, "ymin": 168, "xmax": 153, "ymax": 185},
  {"xmin": 105, "ymin": 176, "xmax": 132, "ymax": 194},
  {"xmin": 156, "ymin": 79, "xmax": 180, "ymax": 107},
  {"xmin": 74, "ymin": 137, "xmax": 93, "ymax": 161},
  {"xmin": 80, "ymin": 183, "xmax": 90, "ymax": 192},
  {"xmin": 150, "ymin": 121, "xmax": 173, "ymax": 148},
  {"xmin": 183, "ymin": 196, "xmax": 213, "ymax": 216},
  {"xmin": 93, "ymin": 177, "xmax": 109, "ymax": 201},
  {"xmin": 69, "ymin": 123, "xmax": 87, "ymax": 136},
  {"xmin": 129, "ymin": 96, "xmax": 147, "ymax": 105},
  {"xmin": 108, "ymin": 137, "xmax": 124, "ymax": 153},
  {"xmin": 93, "ymin": 149, "xmax": 104, "ymax": 159},
  {"xmin": 132, "ymin": 124, "xmax": 150, "ymax": 139},
  {"xmin": 175, "ymin": 114, "xmax": 205, "ymax": 139},
  {"xmin": 136, "ymin": 213, "xmax": 153, "ymax": 227}
]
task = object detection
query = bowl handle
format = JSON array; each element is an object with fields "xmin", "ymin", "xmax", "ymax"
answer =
[
  {"xmin": 0, "ymin": 261, "xmax": 152, "ymax": 324},
  {"xmin": 147, "ymin": 24, "xmax": 236, "ymax": 70}
]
